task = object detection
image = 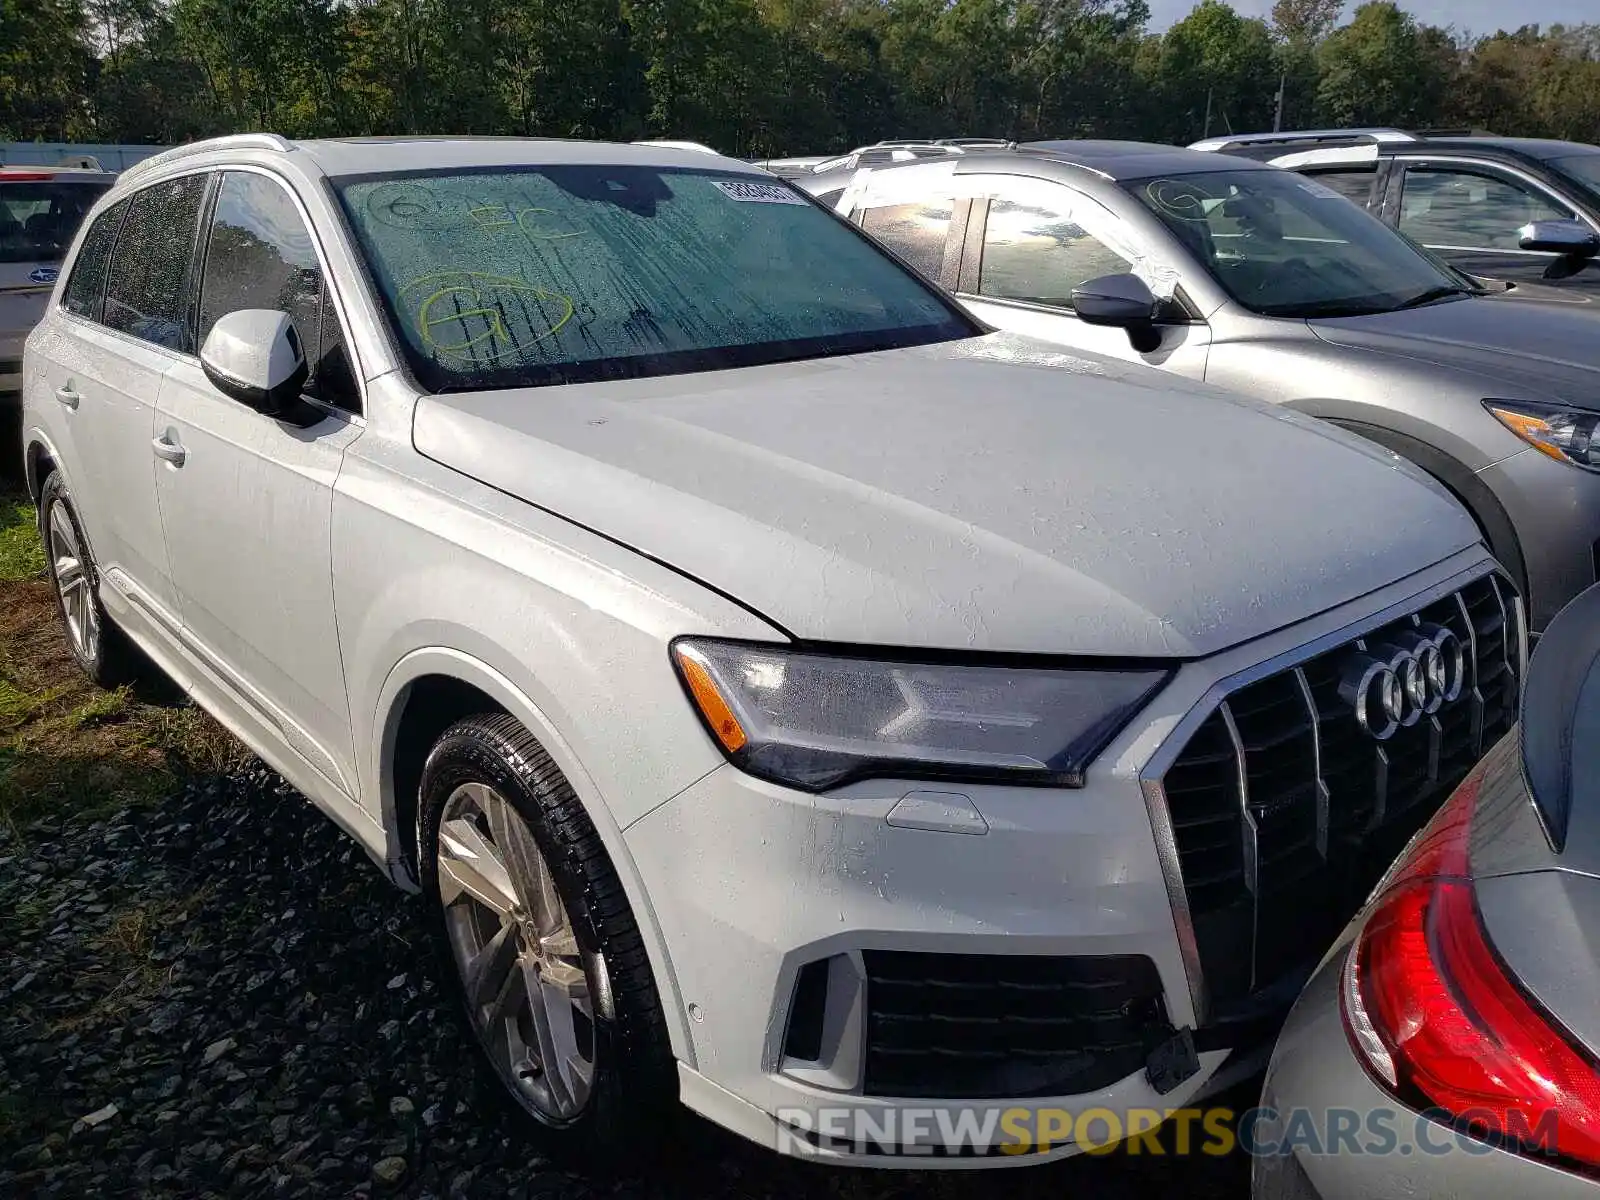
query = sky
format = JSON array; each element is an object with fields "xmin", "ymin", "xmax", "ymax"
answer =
[{"xmin": 1146, "ymin": 0, "xmax": 1600, "ymax": 34}]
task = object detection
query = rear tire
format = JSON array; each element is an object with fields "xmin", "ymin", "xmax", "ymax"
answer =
[
  {"xmin": 38, "ymin": 470, "xmax": 140, "ymax": 688},
  {"xmin": 417, "ymin": 713, "xmax": 677, "ymax": 1161}
]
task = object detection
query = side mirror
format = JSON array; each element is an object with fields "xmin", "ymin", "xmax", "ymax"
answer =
[
  {"xmin": 200, "ymin": 309, "xmax": 308, "ymax": 417},
  {"xmin": 1518, "ymin": 218, "xmax": 1600, "ymax": 259},
  {"xmin": 1520, "ymin": 581, "xmax": 1600, "ymax": 853},
  {"xmin": 1071, "ymin": 273, "xmax": 1163, "ymax": 353},
  {"xmin": 1071, "ymin": 273, "xmax": 1158, "ymax": 328}
]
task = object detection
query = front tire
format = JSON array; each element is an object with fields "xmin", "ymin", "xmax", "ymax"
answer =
[
  {"xmin": 38, "ymin": 470, "xmax": 140, "ymax": 687},
  {"xmin": 417, "ymin": 714, "xmax": 676, "ymax": 1160}
]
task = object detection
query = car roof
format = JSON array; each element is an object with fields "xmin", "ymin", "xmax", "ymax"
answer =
[
  {"xmin": 1016, "ymin": 140, "xmax": 1278, "ymax": 179},
  {"xmin": 1414, "ymin": 136, "xmax": 1600, "ymax": 162},
  {"xmin": 294, "ymin": 136, "xmax": 765, "ymax": 177},
  {"xmin": 113, "ymin": 134, "xmax": 768, "ymax": 192}
]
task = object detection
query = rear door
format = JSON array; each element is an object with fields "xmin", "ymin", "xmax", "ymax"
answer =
[
  {"xmin": 153, "ymin": 167, "xmax": 363, "ymax": 796},
  {"xmin": 1390, "ymin": 158, "xmax": 1600, "ymax": 291},
  {"xmin": 45, "ymin": 172, "xmax": 209, "ymax": 637}
]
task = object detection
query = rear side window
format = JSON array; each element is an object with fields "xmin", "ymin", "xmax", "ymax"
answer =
[
  {"xmin": 0, "ymin": 176, "xmax": 113, "ymax": 264},
  {"xmin": 859, "ymin": 200, "xmax": 954, "ymax": 281},
  {"xmin": 198, "ymin": 171, "xmax": 357, "ymax": 410},
  {"xmin": 103, "ymin": 173, "xmax": 208, "ymax": 352},
  {"xmin": 1301, "ymin": 168, "xmax": 1377, "ymax": 206},
  {"xmin": 61, "ymin": 199, "xmax": 127, "ymax": 321}
]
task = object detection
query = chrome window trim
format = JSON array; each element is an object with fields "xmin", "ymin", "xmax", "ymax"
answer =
[{"xmin": 1136, "ymin": 558, "xmax": 1508, "ymax": 1024}]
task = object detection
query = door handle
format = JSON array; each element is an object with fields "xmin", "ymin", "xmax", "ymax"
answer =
[
  {"xmin": 54, "ymin": 385, "xmax": 80, "ymax": 410},
  {"xmin": 151, "ymin": 433, "xmax": 186, "ymax": 467}
]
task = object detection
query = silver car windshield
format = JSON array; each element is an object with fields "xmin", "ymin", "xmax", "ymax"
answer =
[
  {"xmin": 1124, "ymin": 169, "xmax": 1472, "ymax": 318},
  {"xmin": 335, "ymin": 165, "xmax": 973, "ymax": 392}
]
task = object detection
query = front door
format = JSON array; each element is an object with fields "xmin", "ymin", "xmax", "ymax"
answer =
[
  {"xmin": 1392, "ymin": 161, "xmax": 1600, "ymax": 293},
  {"xmin": 954, "ymin": 176, "xmax": 1210, "ymax": 379},
  {"xmin": 153, "ymin": 168, "xmax": 364, "ymax": 796}
]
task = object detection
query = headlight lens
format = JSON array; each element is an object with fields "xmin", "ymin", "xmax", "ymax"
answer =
[
  {"xmin": 1486, "ymin": 399, "xmax": 1600, "ymax": 471},
  {"xmin": 672, "ymin": 639, "xmax": 1169, "ymax": 791}
]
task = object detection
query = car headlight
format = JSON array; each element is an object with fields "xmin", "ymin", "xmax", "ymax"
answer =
[
  {"xmin": 671, "ymin": 638, "xmax": 1170, "ymax": 791},
  {"xmin": 1486, "ymin": 399, "xmax": 1600, "ymax": 472}
]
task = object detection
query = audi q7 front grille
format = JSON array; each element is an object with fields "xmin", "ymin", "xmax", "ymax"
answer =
[{"xmin": 1158, "ymin": 573, "xmax": 1521, "ymax": 1017}]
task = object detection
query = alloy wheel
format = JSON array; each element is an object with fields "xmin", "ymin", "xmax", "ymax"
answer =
[
  {"xmin": 48, "ymin": 501, "xmax": 98, "ymax": 663},
  {"xmin": 436, "ymin": 781, "xmax": 599, "ymax": 1122}
]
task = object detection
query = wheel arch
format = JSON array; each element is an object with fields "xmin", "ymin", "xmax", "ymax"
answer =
[
  {"xmin": 370, "ymin": 645, "xmax": 696, "ymax": 1066},
  {"xmin": 1320, "ymin": 417, "xmax": 1529, "ymax": 604},
  {"xmin": 23, "ymin": 427, "xmax": 65, "ymax": 503}
]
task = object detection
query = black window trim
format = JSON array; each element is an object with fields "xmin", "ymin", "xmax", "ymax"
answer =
[
  {"xmin": 195, "ymin": 163, "xmax": 368, "ymax": 419},
  {"xmin": 1391, "ymin": 155, "xmax": 1600, "ymax": 255},
  {"xmin": 72, "ymin": 166, "xmax": 213, "ymax": 361}
]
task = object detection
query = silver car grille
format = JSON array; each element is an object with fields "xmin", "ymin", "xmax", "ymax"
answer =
[{"xmin": 1155, "ymin": 572, "xmax": 1521, "ymax": 1017}]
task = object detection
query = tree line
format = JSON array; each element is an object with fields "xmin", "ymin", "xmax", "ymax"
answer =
[{"xmin": 3, "ymin": 0, "xmax": 1599, "ymax": 157}]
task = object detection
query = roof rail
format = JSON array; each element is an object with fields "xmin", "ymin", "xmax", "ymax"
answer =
[
  {"xmin": 118, "ymin": 133, "xmax": 294, "ymax": 185},
  {"xmin": 1189, "ymin": 128, "xmax": 1422, "ymax": 152}
]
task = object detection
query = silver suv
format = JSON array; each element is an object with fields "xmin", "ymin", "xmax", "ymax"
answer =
[
  {"xmin": 21, "ymin": 134, "xmax": 1521, "ymax": 1165},
  {"xmin": 801, "ymin": 140, "xmax": 1600, "ymax": 634}
]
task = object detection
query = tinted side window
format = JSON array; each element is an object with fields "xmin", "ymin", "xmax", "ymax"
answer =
[
  {"xmin": 1399, "ymin": 167, "xmax": 1574, "ymax": 251},
  {"xmin": 1302, "ymin": 168, "xmax": 1376, "ymax": 206},
  {"xmin": 859, "ymin": 200, "xmax": 953, "ymax": 281},
  {"xmin": 103, "ymin": 174, "xmax": 207, "ymax": 351},
  {"xmin": 61, "ymin": 199, "xmax": 127, "ymax": 321},
  {"xmin": 198, "ymin": 171, "xmax": 356, "ymax": 411},
  {"xmin": 979, "ymin": 197, "xmax": 1130, "ymax": 308}
]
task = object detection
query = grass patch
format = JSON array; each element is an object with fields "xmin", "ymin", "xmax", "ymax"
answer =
[
  {"xmin": 0, "ymin": 493, "xmax": 45, "ymax": 581},
  {"xmin": 0, "ymin": 490, "xmax": 249, "ymax": 835}
]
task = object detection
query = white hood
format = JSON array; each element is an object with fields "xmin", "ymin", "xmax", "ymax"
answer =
[{"xmin": 413, "ymin": 334, "xmax": 1479, "ymax": 657}]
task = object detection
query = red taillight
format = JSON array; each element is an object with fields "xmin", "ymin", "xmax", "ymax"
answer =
[
  {"xmin": 1341, "ymin": 763, "xmax": 1600, "ymax": 1171},
  {"xmin": 0, "ymin": 170, "xmax": 56, "ymax": 181}
]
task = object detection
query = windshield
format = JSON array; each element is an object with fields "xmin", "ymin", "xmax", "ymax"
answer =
[
  {"xmin": 1550, "ymin": 154, "xmax": 1600, "ymax": 196},
  {"xmin": 0, "ymin": 176, "xmax": 113, "ymax": 265},
  {"xmin": 1124, "ymin": 168, "xmax": 1469, "ymax": 317},
  {"xmin": 335, "ymin": 165, "xmax": 972, "ymax": 391}
]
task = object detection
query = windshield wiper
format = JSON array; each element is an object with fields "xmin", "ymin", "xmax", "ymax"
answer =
[{"xmin": 1393, "ymin": 285, "xmax": 1470, "ymax": 310}]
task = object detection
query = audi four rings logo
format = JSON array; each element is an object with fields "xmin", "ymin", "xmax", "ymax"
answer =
[{"xmin": 1338, "ymin": 625, "xmax": 1467, "ymax": 741}]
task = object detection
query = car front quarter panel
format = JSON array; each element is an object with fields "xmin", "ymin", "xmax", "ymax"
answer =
[{"xmin": 334, "ymin": 419, "xmax": 787, "ymax": 1063}]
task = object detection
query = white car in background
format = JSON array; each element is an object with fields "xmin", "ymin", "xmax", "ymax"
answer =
[
  {"xmin": 1, "ymin": 164, "xmax": 114, "ymax": 394},
  {"xmin": 21, "ymin": 133, "xmax": 1520, "ymax": 1165}
]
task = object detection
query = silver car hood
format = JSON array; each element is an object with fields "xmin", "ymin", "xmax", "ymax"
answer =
[
  {"xmin": 413, "ymin": 334, "xmax": 1478, "ymax": 657},
  {"xmin": 1309, "ymin": 293, "xmax": 1600, "ymax": 405}
]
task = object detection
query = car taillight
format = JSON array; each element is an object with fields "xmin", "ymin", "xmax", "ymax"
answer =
[{"xmin": 1341, "ymin": 761, "xmax": 1600, "ymax": 1171}]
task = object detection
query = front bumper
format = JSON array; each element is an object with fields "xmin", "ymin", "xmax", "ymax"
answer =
[
  {"xmin": 1253, "ymin": 938, "xmax": 1600, "ymax": 1198},
  {"xmin": 1479, "ymin": 446, "xmax": 1600, "ymax": 633},
  {"xmin": 619, "ymin": 548, "xmax": 1509, "ymax": 1167},
  {"xmin": 626, "ymin": 762, "xmax": 1229, "ymax": 1165}
]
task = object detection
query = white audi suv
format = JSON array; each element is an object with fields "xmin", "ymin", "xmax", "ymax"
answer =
[{"xmin": 20, "ymin": 134, "xmax": 1522, "ymax": 1166}]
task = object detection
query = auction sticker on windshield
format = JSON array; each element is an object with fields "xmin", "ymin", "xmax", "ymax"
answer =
[{"xmin": 713, "ymin": 180, "xmax": 809, "ymax": 205}]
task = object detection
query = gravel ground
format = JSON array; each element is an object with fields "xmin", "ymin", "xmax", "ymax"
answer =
[{"xmin": 0, "ymin": 764, "xmax": 1253, "ymax": 1199}]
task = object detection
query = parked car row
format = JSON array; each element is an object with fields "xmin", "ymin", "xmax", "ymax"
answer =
[{"xmin": 13, "ymin": 130, "xmax": 1599, "ymax": 1197}]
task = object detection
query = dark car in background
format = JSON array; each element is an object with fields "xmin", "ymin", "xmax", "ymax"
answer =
[
  {"xmin": 1, "ymin": 164, "xmax": 115, "ymax": 394},
  {"xmin": 1191, "ymin": 129, "xmax": 1600, "ymax": 296}
]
